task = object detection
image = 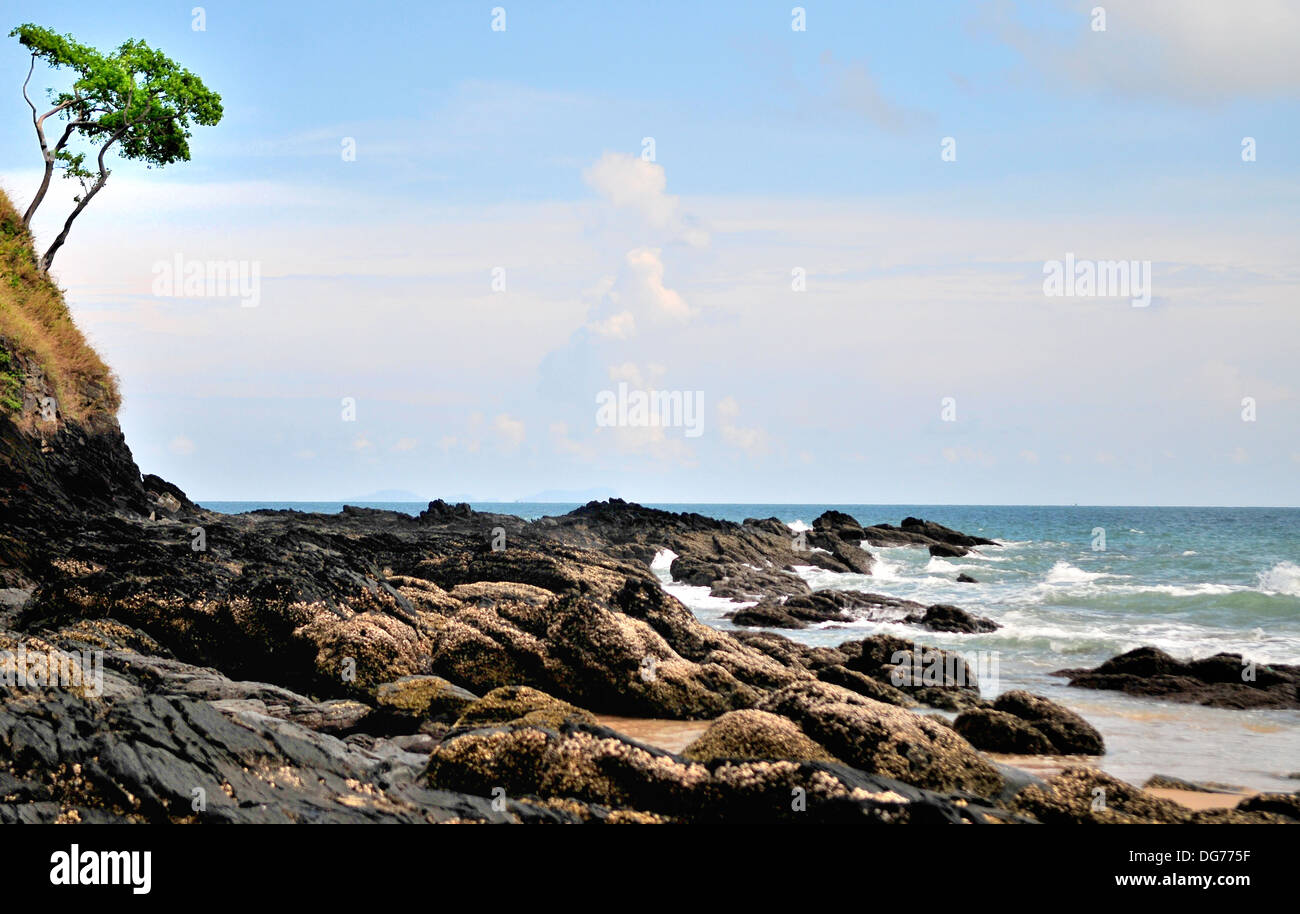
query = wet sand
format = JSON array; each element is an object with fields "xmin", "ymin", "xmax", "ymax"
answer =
[
  {"xmin": 989, "ymin": 753, "xmax": 1255, "ymax": 810},
  {"xmin": 594, "ymin": 715, "xmax": 710, "ymax": 755}
]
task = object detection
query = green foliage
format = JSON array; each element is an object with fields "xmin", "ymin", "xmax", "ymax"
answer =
[
  {"xmin": 11, "ymin": 23, "xmax": 224, "ymax": 174},
  {"xmin": 0, "ymin": 347, "xmax": 21, "ymax": 413}
]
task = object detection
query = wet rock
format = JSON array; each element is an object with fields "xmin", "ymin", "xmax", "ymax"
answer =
[
  {"xmin": 1236, "ymin": 793, "xmax": 1300, "ymax": 821},
  {"xmin": 1143, "ymin": 774, "xmax": 1245, "ymax": 794},
  {"xmin": 1055, "ymin": 647, "xmax": 1300, "ymax": 710},
  {"xmin": 956, "ymin": 573, "xmax": 979, "ymax": 583},
  {"xmin": 861, "ymin": 517, "xmax": 998, "ymax": 554},
  {"xmin": 815, "ymin": 664, "xmax": 915, "ymax": 707},
  {"xmin": 904, "ymin": 603, "xmax": 999, "ymax": 633},
  {"xmin": 985, "ymin": 690, "xmax": 1104, "ymax": 755},
  {"xmin": 839, "ymin": 634, "xmax": 985, "ymax": 709},
  {"xmin": 728, "ymin": 590, "xmax": 930, "ymax": 631},
  {"xmin": 728, "ymin": 602, "xmax": 812, "ymax": 629},
  {"xmin": 0, "ymin": 692, "xmax": 569, "ymax": 823},
  {"xmin": 953, "ymin": 709, "xmax": 1055, "ymax": 754}
]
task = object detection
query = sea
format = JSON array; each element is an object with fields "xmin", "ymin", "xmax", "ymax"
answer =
[{"xmin": 204, "ymin": 501, "xmax": 1300, "ymax": 791}]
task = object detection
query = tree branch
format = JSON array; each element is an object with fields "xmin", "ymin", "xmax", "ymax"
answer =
[{"xmin": 42, "ymin": 127, "xmax": 127, "ymax": 271}]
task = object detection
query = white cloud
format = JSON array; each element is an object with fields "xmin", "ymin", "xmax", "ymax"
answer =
[
  {"xmin": 582, "ymin": 152, "xmax": 709, "ymax": 247},
  {"xmin": 588, "ymin": 310, "xmax": 636, "ymax": 340},
  {"xmin": 494, "ymin": 413, "xmax": 526, "ymax": 450},
  {"xmin": 168, "ymin": 435, "xmax": 196, "ymax": 456},
  {"xmin": 581, "ymin": 248, "xmax": 690, "ymax": 341}
]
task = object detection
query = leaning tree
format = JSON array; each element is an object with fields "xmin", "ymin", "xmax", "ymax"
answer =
[{"xmin": 10, "ymin": 24, "xmax": 223, "ymax": 270}]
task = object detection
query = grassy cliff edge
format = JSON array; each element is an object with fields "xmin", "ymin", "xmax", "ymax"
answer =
[{"xmin": 0, "ymin": 185, "xmax": 119, "ymax": 422}]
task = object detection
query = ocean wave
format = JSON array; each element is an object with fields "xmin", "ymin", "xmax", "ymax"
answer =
[
  {"xmin": 1258, "ymin": 561, "xmax": 1300, "ymax": 597},
  {"xmin": 649, "ymin": 548, "xmax": 678, "ymax": 574},
  {"xmin": 1042, "ymin": 561, "xmax": 1127, "ymax": 584},
  {"xmin": 925, "ymin": 557, "xmax": 968, "ymax": 574},
  {"xmin": 869, "ymin": 551, "xmax": 905, "ymax": 581}
]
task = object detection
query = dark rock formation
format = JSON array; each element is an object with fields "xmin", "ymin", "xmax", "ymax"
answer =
[
  {"xmin": 904, "ymin": 603, "xmax": 1000, "ymax": 633},
  {"xmin": 955, "ymin": 690, "xmax": 1104, "ymax": 756},
  {"xmin": 860, "ymin": 517, "xmax": 999, "ymax": 557},
  {"xmin": 1055, "ymin": 647, "xmax": 1300, "ymax": 710},
  {"xmin": 727, "ymin": 590, "xmax": 923, "ymax": 630},
  {"xmin": 1012, "ymin": 767, "xmax": 1298, "ymax": 825},
  {"xmin": 1143, "ymin": 774, "xmax": 1244, "ymax": 794}
]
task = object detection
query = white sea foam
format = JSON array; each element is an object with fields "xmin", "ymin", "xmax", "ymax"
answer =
[
  {"xmin": 1043, "ymin": 561, "xmax": 1123, "ymax": 584},
  {"xmin": 964, "ymin": 550, "xmax": 1010, "ymax": 562},
  {"xmin": 660, "ymin": 581, "xmax": 754, "ymax": 618},
  {"xmin": 787, "ymin": 519, "xmax": 812, "ymax": 532},
  {"xmin": 925, "ymin": 557, "xmax": 967, "ymax": 574},
  {"xmin": 649, "ymin": 548, "xmax": 678, "ymax": 574},
  {"xmin": 1258, "ymin": 561, "xmax": 1300, "ymax": 597}
]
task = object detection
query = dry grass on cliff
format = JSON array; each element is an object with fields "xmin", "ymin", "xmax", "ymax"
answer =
[{"xmin": 0, "ymin": 185, "xmax": 119, "ymax": 420}]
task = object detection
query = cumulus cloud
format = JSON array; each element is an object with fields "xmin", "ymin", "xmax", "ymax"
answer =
[
  {"xmin": 588, "ymin": 310, "xmax": 636, "ymax": 340},
  {"xmin": 583, "ymin": 152, "xmax": 709, "ymax": 247},
  {"xmin": 169, "ymin": 435, "xmax": 196, "ymax": 456},
  {"xmin": 583, "ymin": 248, "xmax": 690, "ymax": 340}
]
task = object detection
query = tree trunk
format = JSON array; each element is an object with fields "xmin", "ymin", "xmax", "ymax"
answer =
[
  {"xmin": 41, "ymin": 129, "xmax": 125, "ymax": 272},
  {"xmin": 41, "ymin": 178, "xmax": 105, "ymax": 271},
  {"xmin": 22, "ymin": 121, "xmax": 77, "ymax": 228}
]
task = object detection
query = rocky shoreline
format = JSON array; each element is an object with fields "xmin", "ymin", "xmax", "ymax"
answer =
[{"xmin": 1, "ymin": 381, "xmax": 1296, "ymax": 823}]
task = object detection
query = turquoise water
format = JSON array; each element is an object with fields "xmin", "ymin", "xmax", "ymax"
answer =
[{"xmin": 204, "ymin": 501, "xmax": 1300, "ymax": 789}]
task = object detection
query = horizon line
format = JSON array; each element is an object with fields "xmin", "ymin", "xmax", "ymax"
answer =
[{"xmin": 193, "ymin": 498, "xmax": 1300, "ymax": 510}]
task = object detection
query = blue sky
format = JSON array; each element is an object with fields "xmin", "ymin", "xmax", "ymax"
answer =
[{"xmin": 2, "ymin": 0, "xmax": 1298, "ymax": 503}]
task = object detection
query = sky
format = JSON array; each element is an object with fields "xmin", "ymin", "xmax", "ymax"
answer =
[{"xmin": 1, "ymin": 0, "xmax": 1297, "ymax": 504}]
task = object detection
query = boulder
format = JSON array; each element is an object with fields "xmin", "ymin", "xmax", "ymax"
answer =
[
  {"xmin": 757, "ymin": 680, "xmax": 1004, "ymax": 796},
  {"xmin": 904, "ymin": 603, "xmax": 999, "ymax": 633},
  {"xmin": 452, "ymin": 685, "xmax": 595, "ymax": 730},
  {"xmin": 988, "ymin": 690, "xmax": 1105, "ymax": 755},
  {"xmin": 681, "ymin": 709, "xmax": 836, "ymax": 764}
]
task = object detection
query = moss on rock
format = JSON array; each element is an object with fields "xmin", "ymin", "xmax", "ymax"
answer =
[
  {"xmin": 453, "ymin": 685, "xmax": 596, "ymax": 730},
  {"xmin": 682, "ymin": 709, "xmax": 836, "ymax": 764}
]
